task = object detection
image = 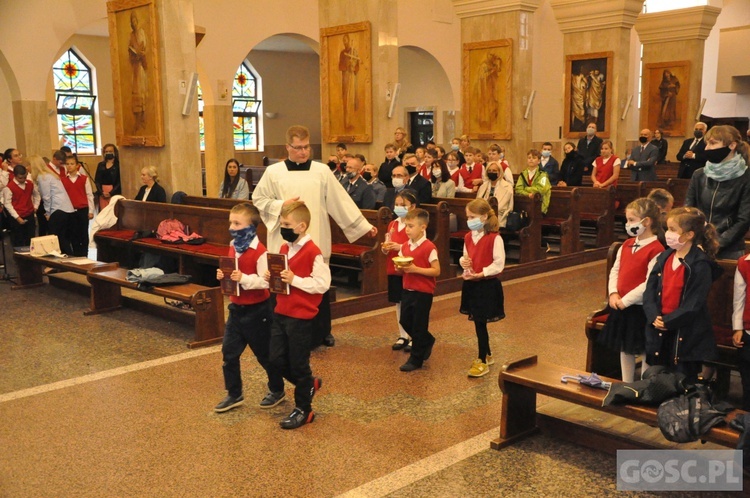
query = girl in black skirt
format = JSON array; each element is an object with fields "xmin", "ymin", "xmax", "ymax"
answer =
[
  {"xmin": 459, "ymin": 199, "xmax": 506, "ymax": 378},
  {"xmin": 599, "ymin": 198, "xmax": 664, "ymax": 382},
  {"xmin": 381, "ymin": 190, "xmax": 419, "ymax": 351}
]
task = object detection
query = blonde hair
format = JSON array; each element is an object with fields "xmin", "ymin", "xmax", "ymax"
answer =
[
  {"xmin": 705, "ymin": 125, "xmax": 749, "ymax": 164},
  {"xmin": 230, "ymin": 203, "xmax": 260, "ymax": 227},
  {"xmin": 286, "ymin": 125, "xmax": 310, "ymax": 144},
  {"xmin": 142, "ymin": 166, "xmax": 158, "ymax": 180},
  {"xmin": 668, "ymin": 206, "xmax": 719, "ymax": 259},
  {"xmin": 467, "ymin": 198, "xmax": 500, "ymax": 233},
  {"xmin": 626, "ymin": 197, "xmax": 662, "ymax": 238},
  {"xmin": 281, "ymin": 200, "xmax": 311, "ymax": 226},
  {"xmin": 28, "ymin": 155, "xmax": 48, "ymax": 180},
  {"xmin": 647, "ymin": 188, "xmax": 674, "ymax": 211}
]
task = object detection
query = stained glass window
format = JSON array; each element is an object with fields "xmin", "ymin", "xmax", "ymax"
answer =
[
  {"xmin": 232, "ymin": 62, "xmax": 261, "ymax": 151},
  {"xmin": 197, "ymin": 80, "xmax": 205, "ymax": 151},
  {"xmin": 53, "ymin": 48, "xmax": 97, "ymax": 154}
]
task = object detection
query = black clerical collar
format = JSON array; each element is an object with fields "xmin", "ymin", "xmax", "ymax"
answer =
[{"xmin": 285, "ymin": 159, "xmax": 312, "ymax": 171}]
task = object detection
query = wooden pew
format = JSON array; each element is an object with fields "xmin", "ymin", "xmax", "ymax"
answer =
[
  {"xmin": 421, "ymin": 201, "xmax": 453, "ymax": 280},
  {"xmin": 493, "ymin": 355, "xmax": 744, "ymax": 450},
  {"xmin": 441, "ymin": 196, "xmax": 544, "ymax": 264},
  {"xmin": 543, "ymin": 188, "xmax": 582, "ymax": 255},
  {"xmin": 667, "ymin": 178, "xmax": 690, "ymax": 207},
  {"xmin": 585, "ymin": 242, "xmax": 740, "ymax": 388},
  {"xmin": 12, "ymin": 253, "xmax": 118, "ymax": 289},
  {"xmin": 328, "ymin": 207, "xmax": 391, "ymax": 294},
  {"xmin": 85, "ymin": 266, "xmax": 225, "ymax": 348},
  {"xmin": 554, "ymin": 186, "xmax": 615, "ymax": 248}
]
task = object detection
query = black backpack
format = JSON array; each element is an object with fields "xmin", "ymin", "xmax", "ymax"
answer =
[{"xmin": 657, "ymin": 385, "xmax": 733, "ymax": 443}]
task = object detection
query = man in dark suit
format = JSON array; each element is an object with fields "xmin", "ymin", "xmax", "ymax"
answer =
[
  {"xmin": 576, "ymin": 123, "xmax": 603, "ymax": 174},
  {"xmin": 343, "ymin": 155, "xmax": 376, "ymax": 209},
  {"xmin": 625, "ymin": 128, "xmax": 660, "ymax": 181},
  {"xmin": 383, "ymin": 165, "xmax": 417, "ymax": 212},
  {"xmin": 676, "ymin": 122, "xmax": 708, "ymax": 179},
  {"xmin": 402, "ymin": 153, "xmax": 432, "ymax": 205}
]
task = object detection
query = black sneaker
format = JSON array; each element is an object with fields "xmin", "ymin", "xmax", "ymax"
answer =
[
  {"xmin": 310, "ymin": 377, "xmax": 323, "ymax": 399},
  {"xmin": 214, "ymin": 394, "xmax": 244, "ymax": 413},
  {"xmin": 323, "ymin": 334, "xmax": 336, "ymax": 347},
  {"xmin": 400, "ymin": 360, "xmax": 422, "ymax": 372},
  {"xmin": 259, "ymin": 391, "xmax": 286, "ymax": 409},
  {"xmin": 280, "ymin": 407, "xmax": 315, "ymax": 429}
]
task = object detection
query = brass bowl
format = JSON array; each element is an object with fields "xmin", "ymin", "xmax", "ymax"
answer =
[{"xmin": 392, "ymin": 256, "xmax": 414, "ymax": 269}]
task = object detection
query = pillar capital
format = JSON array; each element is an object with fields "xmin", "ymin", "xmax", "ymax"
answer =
[
  {"xmin": 550, "ymin": 0, "xmax": 643, "ymax": 33},
  {"xmin": 452, "ymin": 0, "xmax": 543, "ymax": 19},
  {"xmin": 635, "ymin": 6, "xmax": 721, "ymax": 44}
]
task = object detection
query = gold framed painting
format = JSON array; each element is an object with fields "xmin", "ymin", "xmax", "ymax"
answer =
[
  {"xmin": 462, "ymin": 39, "xmax": 513, "ymax": 140},
  {"xmin": 564, "ymin": 52, "xmax": 613, "ymax": 139},
  {"xmin": 107, "ymin": 0, "xmax": 164, "ymax": 147},
  {"xmin": 320, "ymin": 21, "xmax": 372, "ymax": 144},
  {"xmin": 641, "ymin": 60, "xmax": 690, "ymax": 137}
]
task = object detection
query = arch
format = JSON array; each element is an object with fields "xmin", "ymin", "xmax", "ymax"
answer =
[{"xmin": 398, "ymin": 45, "xmax": 456, "ymax": 110}]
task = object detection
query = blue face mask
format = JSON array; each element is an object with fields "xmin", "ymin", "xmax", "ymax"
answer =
[
  {"xmin": 229, "ymin": 224, "xmax": 257, "ymax": 253},
  {"xmin": 394, "ymin": 206, "xmax": 408, "ymax": 218},
  {"xmin": 467, "ymin": 218, "xmax": 484, "ymax": 231}
]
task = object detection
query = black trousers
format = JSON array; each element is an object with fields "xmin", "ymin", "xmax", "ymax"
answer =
[
  {"xmin": 222, "ymin": 301, "xmax": 283, "ymax": 399},
  {"xmin": 269, "ymin": 314, "xmax": 315, "ymax": 412},
  {"xmin": 36, "ymin": 204, "xmax": 48, "ymax": 236},
  {"xmin": 9, "ymin": 214, "xmax": 36, "ymax": 248},
  {"xmin": 69, "ymin": 208, "xmax": 89, "ymax": 257},
  {"xmin": 739, "ymin": 339, "xmax": 750, "ymax": 411},
  {"xmin": 399, "ymin": 290, "xmax": 434, "ymax": 366},
  {"xmin": 46, "ymin": 210, "xmax": 73, "ymax": 255},
  {"xmin": 311, "ymin": 290, "xmax": 332, "ymax": 346}
]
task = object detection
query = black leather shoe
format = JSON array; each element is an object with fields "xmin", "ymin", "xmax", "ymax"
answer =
[
  {"xmin": 392, "ymin": 338, "xmax": 409, "ymax": 350},
  {"xmin": 280, "ymin": 407, "xmax": 315, "ymax": 429},
  {"xmin": 400, "ymin": 360, "xmax": 422, "ymax": 372},
  {"xmin": 404, "ymin": 341, "xmax": 412, "ymax": 353},
  {"xmin": 423, "ymin": 337, "xmax": 435, "ymax": 361},
  {"xmin": 323, "ymin": 334, "xmax": 336, "ymax": 347},
  {"xmin": 214, "ymin": 394, "xmax": 244, "ymax": 413}
]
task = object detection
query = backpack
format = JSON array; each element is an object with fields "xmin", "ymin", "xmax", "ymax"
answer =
[
  {"xmin": 657, "ymin": 384, "xmax": 733, "ymax": 443},
  {"xmin": 156, "ymin": 219, "xmax": 186, "ymax": 243}
]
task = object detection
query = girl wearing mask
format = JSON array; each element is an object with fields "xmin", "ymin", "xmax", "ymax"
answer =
[
  {"xmin": 430, "ymin": 158, "xmax": 455, "ymax": 198},
  {"xmin": 476, "ymin": 162, "xmax": 514, "ymax": 227},
  {"xmin": 95, "ymin": 143, "xmax": 121, "ymax": 210}
]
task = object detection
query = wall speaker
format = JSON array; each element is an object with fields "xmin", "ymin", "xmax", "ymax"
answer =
[
  {"xmin": 388, "ymin": 83, "xmax": 401, "ymax": 119},
  {"xmin": 181, "ymin": 72, "xmax": 199, "ymax": 116}
]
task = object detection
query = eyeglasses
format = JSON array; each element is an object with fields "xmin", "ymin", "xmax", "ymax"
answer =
[{"xmin": 288, "ymin": 144, "xmax": 311, "ymax": 151}]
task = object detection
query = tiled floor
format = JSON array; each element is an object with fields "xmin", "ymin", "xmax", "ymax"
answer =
[{"xmin": 0, "ymin": 258, "xmax": 716, "ymax": 497}]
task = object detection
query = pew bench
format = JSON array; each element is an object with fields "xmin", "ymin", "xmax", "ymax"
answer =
[
  {"xmin": 554, "ymin": 186, "xmax": 615, "ymax": 248},
  {"xmin": 85, "ymin": 266, "xmax": 225, "ymax": 348},
  {"xmin": 585, "ymin": 242, "xmax": 740, "ymax": 393},
  {"xmin": 492, "ymin": 355, "xmax": 744, "ymax": 450},
  {"xmin": 542, "ymin": 188, "xmax": 582, "ymax": 255},
  {"xmin": 12, "ymin": 253, "xmax": 118, "ymax": 290}
]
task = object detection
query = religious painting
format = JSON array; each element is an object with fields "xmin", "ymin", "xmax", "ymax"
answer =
[
  {"xmin": 641, "ymin": 61, "xmax": 690, "ymax": 137},
  {"xmin": 462, "ymin": 39, "xmax": 513, "ymax": 140},
  {"xmin": 564, "ymin": 52, "xmax": 612, "ymax": 139},
  {"xmin": 320, "ymin": 21, "xmax": 372, "ymax": 143},
  {"xmin": 107, "ymin": 0, "xmax": 164, "ymax": 147}
]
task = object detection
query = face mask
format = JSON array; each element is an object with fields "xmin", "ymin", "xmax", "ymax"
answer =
[
  {"xmin": 394, "ymin": 206, "xmax": 408, "ymax": 218},
  {"xmin": 487, "ymin": 172, "xmax": 498, "ymax": 181},
  {"xmin": 280, "ymin": 226, "xmax": 300, "ymax": 243},
  {"xmin": 104, "ymin": 153, "xmax": 115, "ymax": 161},
  {"xmin": 451, "ymin": 144, "xmax": 460, "ymax": 151},
  {"xmin": 392, "ymin": 178, "xmax": 404, "ymax": 189},
  {"xmin": 328, "ymin": 161, "xmax": 338, "ymax": 171},
  {"xmin": 432, "ymin": 169, "xmax": 441, "ymax": 179},
  {"xmin": 587, "ymin": 128, "xmax": 595, "ymax": 137},
  {"xmin": 447, "ymin": 161, "xmax": 458, "ymax": 168},
  {"xmin": 541, "ymin": 151, "xmax": 551, "ymax": 158},
  {"xmin": 405, "ymin": 165, "xmax": 417, "ymax": 176},
  {"xmin": 362, "ymin": 172, "xmax": 372, "ymax": 182},
  {"xmin": 346, "ymin": 171, "xmax": 356, "ymax": 179},
  {"xmin": 704, "ymin": 146, "xmax": 731, "ymax": 164},
  {"xmin": 625, "ymin": 221, "xmax": 646, "ymax": 237},
  {"xmin": 467, "ymin": 218, "xmax": 484, "ymax": 231},
  {"xmin": 229, "ymin": 225, "xmax": 257, "ymax": 253},
  {"xmin": 693, "ymin": 130, "xmax": 704, "ymax": 139},
  {"xmin": 565, "ymin": 150, "xmax": 575, "ymax": 157},
  {"xmin": 638, "ymin": 136, "xmax": 648, "ymax": 144},
  {"xmin": 665, "ymin": 231, "xmax": 686, "ymax": 251}
]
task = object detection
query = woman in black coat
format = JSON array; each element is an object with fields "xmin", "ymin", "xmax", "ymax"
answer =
[
  {"xmin": 134, "ymin": 166, "xmax": 166, "ymax": 203},
  {"xmin": 557, "ymin": 142, "xmax": 585, "ymax": 187},
  {"xmin": 94, "ymin": 143, "xmax": 122, "ymax": 209}
]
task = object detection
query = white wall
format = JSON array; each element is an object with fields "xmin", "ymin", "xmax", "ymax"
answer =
[
  {"xmin": 0, "ymin": 62, "xmax": 16, "ymax": 148},
  {"xmin": 531, "ymin": 0, "xmax": 565, "ymax": 143}
]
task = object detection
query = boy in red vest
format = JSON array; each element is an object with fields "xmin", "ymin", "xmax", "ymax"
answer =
[
  {"xmin": 1, "ymin": 165, "xmax": 39, "ymax": 248},
  {"xmin": 456, "ymin": 147, "xmax": 484, "ymax": 193},
  {"xmin": 214, "ymin": 203, "xmax": 285, "ymax": 414},
  {"xmin": 264, "ymin": 201, "xmax": 329, "ymax": 429},
  {"xmin": 398, "ymin": 208, "xmax": 441, "ymax": 372},
  {"xmin": 60, "ymin": 155, "xmax": 93, "ymax": 256}
]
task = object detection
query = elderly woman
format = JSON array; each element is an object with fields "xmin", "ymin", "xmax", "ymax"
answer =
[
  {"xmin": 134, "ymin": 166, "xmax": 166, "ymax": 203},
  {"xmin": 218, "ymin": 158, "xmax": 250, "ymax": 199},
  {"xmin": 686, "ymin": 124, "xmax": 750, "ymax": 260},
  {"xmin": 476, "ymin": 161, "xmax": 514, "ymax": 227}
]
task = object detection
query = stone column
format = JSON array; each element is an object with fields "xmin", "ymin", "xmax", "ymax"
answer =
[
  {"xmin": 453, "ymin": 0, "xmax": 543, "ymax": 173},
  {"xmin": 202, "ymin": 104, "xmax": 234, "ymax": 197},
  {"xmin": 318, "ymin": 0, "xmax": 398, "ymax": 162},
  {"xmin": 550, "ymin": 0, "xmax": 644, "ymax": 153},
  {"xmin": 635, "ymin": 5, "xmax": 721, "ymax": 161},
  {"xmin": 12, "ymin": 101, "xmax": 49, "ymax": 158},
  {"xmin": 116, "ymin": 0, "xmax": 202, "ymax": 199}
]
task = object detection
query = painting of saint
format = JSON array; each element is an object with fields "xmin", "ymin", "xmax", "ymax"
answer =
[
  {"xmin": 473, "ymin": 52, "xmax": 502, "ymax": 128},
  {"xmin": 565, "ymin": 54, "xmax": 610, "ymax": 137},
  {"xmin": 339, "ymin": 33, "xmax": 360, "ymax": 130},
  {"xmin": 128, "ymin": 11, "xmax": 148, "ymax": 132},
  {"xmin": 658, "ymin": 70, "xmax": 680, "ymax": 129},
  {"xmin": 462, "ymin": 39, "xmax": 513, "ymax": 140},
  {"xmin": 641, "ymin": 61, "xmax": 690, "ymax": 137}
]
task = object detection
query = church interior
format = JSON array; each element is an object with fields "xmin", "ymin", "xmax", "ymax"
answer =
[{"xmin": 2, "ymin": 0, "xmax": 750, "ymax": 496}]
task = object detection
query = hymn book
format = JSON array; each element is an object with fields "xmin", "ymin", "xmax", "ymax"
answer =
[
  {"xmin": 218, "ymin": 257, "xmax": 240, "ymax": 296},
  {"xmin": 267, "ymin": 253, "xmax": 290, "ymax": 295}
]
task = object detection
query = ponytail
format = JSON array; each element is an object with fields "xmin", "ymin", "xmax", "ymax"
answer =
[
  {"xmin": 668, "ymin": 206, "xmax": 719, "ymax": 260},
  {"xmin": 467, "ymin": 198, "xmax": 500, "ymax": 233}
]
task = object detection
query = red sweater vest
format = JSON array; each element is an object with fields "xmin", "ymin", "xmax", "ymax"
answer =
[
  {"xmin": 738, "ymin": 256, "xmax": 750, "ymax": 330},
  {"xmin": 661, "ymin": 253, "xmax": 685, "ymax": 316},
  {"xmin": 419, "ymin": 163, "xmax": 431, "ymax": 180},
  {"xmin": 594, "ymin": 155, "xmax": 618, "ymax": 186},
  {"xmin": 464, "ymin": 232, "xmax": 499, "ymax": 276},
  {"xmin": 6, "ymin": 179, "xmax": 34, "ymax": 218},
  {"xmin": 401, "ymin": 239, "xmax": 437, "ymax": 294},
  {"xmin": 274, "ymin": 241, "xmax": 324, "ymax": 320},
  {"xmin": 60, "ymin": 174, "xmax": 89, "ymax": 209},
  {"xmin": 459, "ymin": 164, "xmax": 483, "ymax": 186},
  {"xmin": 229, "ymin": 244, "xmax": 270, "ymax": 305},
  {"xmin": 617, "ymin": 238, "xmax": 664, "ymax": 296},
  {"xmin": 449, "ymin": 168, "xmax": 460, "ymax": 185},
  {"xmin": 386, "ymin": 219, "xmax": 410, "ymax": 276}
]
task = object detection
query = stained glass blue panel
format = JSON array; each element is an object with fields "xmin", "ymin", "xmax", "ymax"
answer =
[{"xmin": 54, "ymin": 48, "xmax": 96, "ymax": 153}]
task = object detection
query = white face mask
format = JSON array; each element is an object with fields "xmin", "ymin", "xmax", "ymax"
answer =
[
  {"xmin": 392, "ymin": 178, "xmax": 405, "ymax": 189},
  {"xmin": 432, "ymin": 169, "xmax": 441, "ymax": 178},
  {"xmin": 665, "ymin": 231, "xmax": 686, "ymax": 251},
  {"xmin": 541, "ymin": 150, "xmax": 551, "ymax": 158},
  {"xmin": 625, "ymin": 221, "xmax": 646, "ymax": 238}
]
